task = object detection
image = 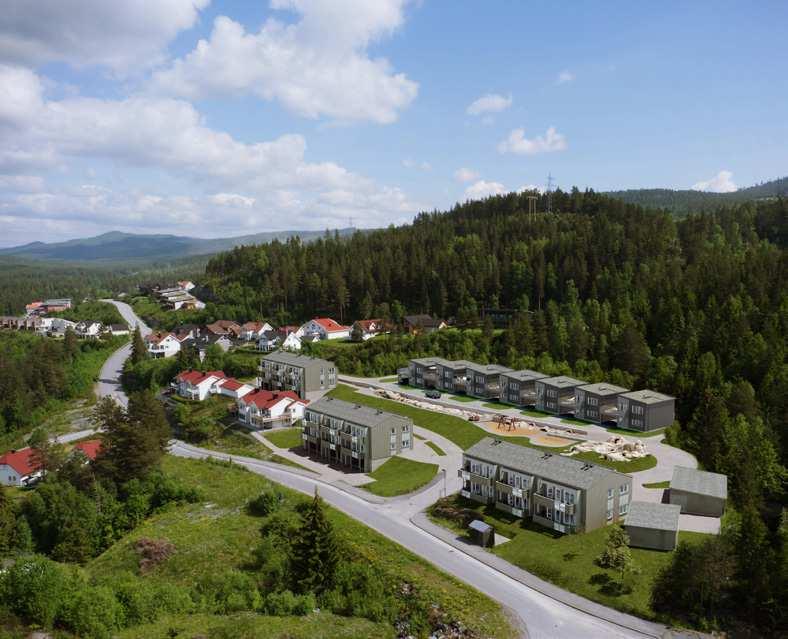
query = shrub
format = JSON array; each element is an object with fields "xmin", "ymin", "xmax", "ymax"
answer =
[
  {"xmin": 194, "ymin": 570, "xmax": 262, "ymax": 614},
  {"xmin": 0, "ymin": 554, "xmax": 74, "ymax": 628},
  {"xmin": 261, "ymin": 590, "xmax": 315, "ymax": 616},
  {"xmin": 133, "ymin": 538, "xmax": 175, "ymax": 574},
  {"xmin": 58, "ymin": 584, "xmax": 124, "ymax": 639},
  {"xmin": 247, "ymin": 487, "xmax": 284, "ymax": 517}
]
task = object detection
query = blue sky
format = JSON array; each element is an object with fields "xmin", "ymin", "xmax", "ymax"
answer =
[{"xmin": 0, "ymin": 1, "xmax": 786, "ymax": 246}]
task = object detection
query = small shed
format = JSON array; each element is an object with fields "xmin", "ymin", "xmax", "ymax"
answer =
[
  {"xmin": 468, "ymin": 519, "xmax": 495, "ymax": 548},
  {"xmin": 624, "ymin": 501, "xmax": 681, "ymax": 551},
  {"xmin": 670, "ymin": 466, "xmax": 728, "ymax": 517}
]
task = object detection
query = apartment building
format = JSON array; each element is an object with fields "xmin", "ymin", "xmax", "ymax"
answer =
[
  {"xmin": 535, "ymin": 376, "xmax": 588, "ymax": 415},
  {"xmin": 574, "ymin": 383, "xmax": 629, "ymax": 424},
  {"xmin": 302, "ymin": 397, "xmax": 413, "ymax": 472},
  {"xmin": 499, "ymin": 369, "xmax": 549, "ymax": 407},
  {"xmin": 401, "ymin": 357, "xmax": 441, "ymax": 388},
  {"xmin": 434, "ymin": 359, "xmax": 473, "ymax": 392},
  {"xmin": 258, "ymin": 351, "xmax": 336, "ymax": 400},
  {"xmin": 464, "ymin": 363, "xmax": 513, "ymax": 400},
  {"xmin": 460, "ymin": 438, "xmax": 632, "ymax": 534},
  {"xmin": 616, "ymin": 390, "xmax": 675, "ymax": 432}
]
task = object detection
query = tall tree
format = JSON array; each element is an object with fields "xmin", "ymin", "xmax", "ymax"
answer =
[
  {"xmin": 290, "ymin": 490, "xmax": 340, "ymax": 594},
  {"xmin": 130, "ymin": 326, "xmax": 147, "ymax": 365}
]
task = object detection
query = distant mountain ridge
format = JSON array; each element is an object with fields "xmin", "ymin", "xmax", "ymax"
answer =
[
  {"xmin": 0, "ymin": 228, "xmax": 356, "ymax": 262},
  {"xmin": 605, "ymin": 176, "xmax": 788, "ymax": 214}
]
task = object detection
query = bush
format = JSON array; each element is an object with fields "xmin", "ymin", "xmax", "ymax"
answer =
[
  {"xmin": 58, "ymin": 584, "xmax": 124, "ymax": 639},
  {"xmin": 247, "ymin": 487, "xmax": 284, "ymax": 517},
  {"xmin": 261, "ymin": 590, "xmax": 315, "ymax": 616},
  {"xmin": 0, "ymin": 554, "xmax": 74, "ymax": 628},
  {"xmin": 99, "ymin": 571, "xmax": 193, "ymax": 626},
  {"xmin": 133, "ymin": 538, "xmax": 175, "ymax": 574},
  {"xmin": 194, "ymin": 570, "xmax": 262, "ymax": 614}
]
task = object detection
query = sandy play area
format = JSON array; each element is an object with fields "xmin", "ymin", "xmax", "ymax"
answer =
[{"xmin": 478, "ymin": 419, "xmax": 575, "ymax": 447}]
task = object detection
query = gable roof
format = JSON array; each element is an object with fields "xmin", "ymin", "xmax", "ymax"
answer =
[
  {"xmin": 73, "ymin": 439, "xmax": 102, "ymax": 460},
  {"xmin": 218, "ymin": 377, "xmax": 248, "ymax": 392},
  {"xmin": 242, "ymin": 321, "xmax": 268, "ymax": 331},
  {"xmin": 313, "ymin": 317, "xmax": 349, "ymax": 332},
  {"xmin": 145, "ymin": 331, "xmax": 173, "ymax": 345},
  {"xmin": 176, "ymin": 370, "xmax": 225, "ymax": 386},
  {"xmin": 0, "ymin": 448, "xmax": 40, "ymax": 476},
  {"xmin": 307, "ymin": 397, "xmax": 411, "ymax": 430},
  {"xmin": 671, "ymin": 466, "xmax": 728, "ymax": 500},
  {"xmin": 464, "ymin": 437, "xmax": 626, "ymax": 489},
  {"xmin": 241, "ymin": 389, "xmax": 303, "ymax": 410},
  {"xmin": 624, "ymin": 501, "xmax": 681, "ymax": 532},
  {"xmin": 404, "ymin": 314, "xmax": 444, "ymax": 328},
  {"xmin": 354, "ymin": 319, "xmax": 383, "ymax": 331}
]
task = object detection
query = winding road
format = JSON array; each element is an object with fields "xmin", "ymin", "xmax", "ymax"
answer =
[{"xmin": 96, "ymin": 300, "xmax": 675, "ymax": 639}]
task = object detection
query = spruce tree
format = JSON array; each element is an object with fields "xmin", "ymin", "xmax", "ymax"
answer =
[
  {"xmin": 290, "ymin": 489, "xmax": 339, "ymax": 594},
  {"xmin": 130, "ymin": 326, "xmax": 147, "ymax": 364}
]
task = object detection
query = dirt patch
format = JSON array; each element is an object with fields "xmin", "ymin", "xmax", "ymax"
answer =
[{"xmin": 476, "ymin": 420, "xmax": 573, "ymax": 447}]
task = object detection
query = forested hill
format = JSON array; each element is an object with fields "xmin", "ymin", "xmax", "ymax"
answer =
[{"xmin": 606, "ymin": 176, "xmax": 788, "ymax": 214}]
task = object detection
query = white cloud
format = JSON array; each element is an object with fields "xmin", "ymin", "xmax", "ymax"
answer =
[
  {"xmin": 0, "ymin": 174, "xmax": 44, "ymax": 192},
  {"xmin": 210, "ymin": 193, "xmax": 256, "ymax": 208},
  {"xmin": 0, "ymin": 0, "xmax": 209, "ymax": 72},
  {"xmin": 150, "ymin": 1, "xmax": 417, "ymax": 123},
  {"xmin": 0, "ymin": 64, "xmax": 44, "ymax": 127},
  {"xmin": 466, "ymin": 93, "xmax": 512, "ymax": 116},
  {"xmin": 556, "ymin": 70, "xmax": 575, "ymax": 84},
  {"xmin": 692, "ymin": 170, "xmax": 737, "ymax": 193},
  {"xmin": 402, "ymin": 159, "xmax": 431, "ymax": 171},
  {"xmin": 518, "ymin": 184, "xmax": 543, "ymax": 194},
  {"xmin": 497, "ymin": 126, "xmax": 567, "ymax": 155},
  {"xmin": 464, "ymin": 179, "xmax": 506, "ymax": 200},
  {"xmin": 454, "ymin": 167, "xmax": 479, "ymax": 183}
]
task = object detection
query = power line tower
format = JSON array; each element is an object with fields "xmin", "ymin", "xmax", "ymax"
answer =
[
  {"xmin": 526, "ymin": 195, "xmax": 538, "ymax": 218},
  {"xmin": 545, "ymin": 173, "xmax": 556, "ymax": 214}
]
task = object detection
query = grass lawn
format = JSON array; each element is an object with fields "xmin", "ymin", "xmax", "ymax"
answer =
[
  {"xmin": 447, "ymin": 393, "xmax": 476, "ymax": 403},
  {"xmin": 88, "ymin": 457, "xmax": 514, "ymax": 639},
  {"xmin": 429, "ymin": 495, "xmax": 710, "ymax": 621},
  {"xmin": 606, "ymin": 426, "xmax": 666, "ymax": 438},
  {"xmin": 413, "ymin": 432, "xmax": 426, "ymax": 440},
  {"xmin": 482, "ymin": 402, "xmax": 502, "ymax": 409},
  {"xmin": 521, "ymin": 409, "xmax": 550, "ymax": 418},
  {"xmin": 561, "ymin": 417, "xmax": 589, "ymax": 426},
  {"xmin": 362, "ymin": 456, "xmax": 439, "ymax": 497},
  {"xmin": 379, "ymin": 376, "xmax": 398, "ymax": 382},
  {"xmin": 264, "ymin": 427, "xmax": 303, "ymax": 449},
  {"xmin": 568, "ymin": 451, "xmax": 658, "ymax": 473},
  {"xmin": 643, "ymin": 480, "xmax": 670, "ymax": 489},
  {"xmin": 425, "ymin": 440, "xmax": 446, "ymax": 456}
]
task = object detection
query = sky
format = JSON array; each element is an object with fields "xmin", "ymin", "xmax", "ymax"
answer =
[{"xmin": 0, "ymin": 1, "xmax": 786, "ymax": 247}]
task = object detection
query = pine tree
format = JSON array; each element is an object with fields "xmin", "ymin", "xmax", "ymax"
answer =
[
  {"xmin": 130, "ymin": 326, "xmax": 147, "ymax": 364},
  {"xmin": 290, "ymin": 489, "xmax": 339, "ymax": 594}
]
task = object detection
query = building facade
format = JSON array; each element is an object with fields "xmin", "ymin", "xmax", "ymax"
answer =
[
  {"xmin": 535, "ymin": 376, "xmax": 588, "ymax": 415},
  {"xmin": 463, "ymin": 363, "xmax": 513, "ymax": 400},
  {"xmin": 258, "ymin": 351, "xmax": 336, "ymax": 400},
  {"xmin": 574, "ymin": 383, "xmax": 629, "ymax": 424},
  {"xmin": 624, "ymin": 501, "xmax": 681, "ymax": 551},
  {"xmin": 460, "ymin": 438, "xmax": 632, "ymax": 534},
  {"xmin": 302, "ymin": 397, "xmax": 413, "ymax": 472},
  {"xmin": 669, "ymin": 466, "xmax": 727, "ymax": 517},
  {"xmin": 499, "ymin": 370, "xmax": 549, "ymax": 407},
  {"xmin": 616, "ymin": 390, "xmax": 675, "ymax": 431}
]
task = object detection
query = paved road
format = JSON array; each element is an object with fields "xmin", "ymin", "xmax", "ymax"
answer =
[
  {"xmin": 171, "ymin": 440, "xmax": 667, "ymax": 639},
  {"xmin": 94, "ymin": 300, "xmax": 150, "ymax": 407}
]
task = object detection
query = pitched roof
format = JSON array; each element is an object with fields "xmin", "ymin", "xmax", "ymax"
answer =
[
  {"xmin": 0, "ymin": 448, "xmax": 40, "ymax": 476},
  {"xmin": 73, "ymin": 439, "xmax": 102, "ymax": 460},
  {"xmin": 354, "ymin": 319, "xmax": 383, "ymax": 331},
  {"xmin": 241, "ymin": 389, "xmax": 303, "ymax": 410},
  {"xmin": 176, "ymin": 370, "xmax": 225, "ymax": 386},
  {"xmin": 242, "ymin": 321, "xmax": 267, "ymax": 331},
  {"xmin": 671, "ymin": 466, "xmax": 728, "ymax": 500},
  {"xmin": 262, "ymin": 351, "xmax": 333, "ymax": 368},
  {"xmin": 145, "ymin": 331, "xmax": 173, "ymax": 344},
  {"xmin": 624, "ymin": 501, "xmax": 681, "ymax": 532},
  {"xmin": 313, "ymin": 317, "xmax": 349, "ymax": 332},
  {"xmin": 307, "ymin": 397, "xmax": 411, "ymax": 430},
  {"xmin": 404, "ymin": 314, "xmax": 444, "ymax": 328},
  {"xmin": 218, "ymin": 377, "xmax": 248, "ymax": 392},
  {"xmin": 464, "ymin": 437, "xmax": 627, "ymax": 489}
]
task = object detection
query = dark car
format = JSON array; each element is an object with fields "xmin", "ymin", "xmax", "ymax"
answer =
[{"xmin": 425, "ymin": 390, "xmax": 442, "ymax": 399}]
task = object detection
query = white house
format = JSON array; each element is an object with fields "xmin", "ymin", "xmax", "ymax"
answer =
[
  {"xmin": 48, "ymin": 318, "xmax": 78, "ymax": 336},
  {"xmin": 258, "ymin": 330, "xmax": 281, "ymax": 352},
  {"xmin": 282, "ymin": 332, "xmax": 302, "ymax": 351},
  {"xmin": 351, "ymin": 319, "xmax": 387, "ymax": 341},
  {"xmin": 235, "ymin": 390, "xmax": 307, "ymax": 429},
  {"xmin": 106, "ymin": 324, "xmax": 130, "ymax": 336},
  {"xmin": 241, "ymin": 321, "xmax": 274, "ymax": 341},
  {"xmin": 146, "ymin": 332, "xmax": 181, "ymax": 358},
  {"xmin": 174, "ymin": 369, "xmax": 227, "ymax": 401},
  {"xmin": 296, "ymin": 317, "xmax": 350, "ymax": 341},
  {"xmin": 215, "ymin": 377, "xmax": 254, "ymax": 400},
  {"xmin": 0, "ymin": 448, "xmax": 42, "ymax": 486},
  {"xmin": 76, "ymin": 321, "xmax": 103, "ymax": 339}
]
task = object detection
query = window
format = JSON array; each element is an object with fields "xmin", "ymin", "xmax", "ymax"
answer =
[
  {"xmin": 547, "ymin": 486, "xmax": 554, "ymax": 498},
  {"xmin": 391, "ymin": 427, "xmax": 396, "ymax": 434},
  {"xmin": 607, "ymin": 488, "xmax": 613, "ymax": 499},
  {"xmin": 402, "ymin": 425, "xmax": 408, "ymax": 432},
  {"xmin": 606, "ymin": 507, "xmax": 613, "ymax": 521},
  {"xmin": 567, "ymin": 492, "xmax": 575, "ymax": 504},
  {"xmin": 620, "ymin": 484, "xmax": 629, "ymax": 494},
  {"xmin": 619, "ymin": 502, "xmax": 628, "ymax": 516}
]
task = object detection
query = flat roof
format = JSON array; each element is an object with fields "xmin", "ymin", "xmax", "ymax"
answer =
[
  {"xmin": 500, "ymin": 369, "xmax": 549, "ymax": 382},
  {"xmin": 624, "ymin": 501, "xmax": 681, "ymax": 532},
  {"xmin": 410, "ymin": 357, "xmax": 443, "ymax": 366},
  {"xmin": 578, "ymin": 382, "xmax": 629, "ymax": 396},
  {"xmin": 435, "ymin": 359, "xmax": 475, "ymax": 370},
  {"xmin": 671, "ymin": 466, "xmax": 727, "ymax": 500},
  {"xmin": 307, "ymin": 396, "xmax": 411, "ymax": 430},
  {"xmin": 262, "ymin": 351, "xmax": 333, "ymax": 368},
  {"xmin": 620, "ymin": 389, "xmax": 674, "ymax": 404},
  {"xmin": 465, "ymin": 437, "xmax": 626, "ymax": 489},
  {"xmin": 537, "ymin": 375, "xmax": 587, "ymax": 389},
  {"xmin": 464, "ymin": 362, "xmax": 513, "ymax": 375}
]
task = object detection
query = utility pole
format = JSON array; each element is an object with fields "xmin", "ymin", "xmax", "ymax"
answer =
[{"xmin": 546, "ymin": 173, "xmax": 555, "ymax": 214}]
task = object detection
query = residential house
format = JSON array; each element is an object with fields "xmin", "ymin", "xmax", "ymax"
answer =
[
  {"xmin": 669, "ymin": 466, "xmax": 727, "ymax": 517},
  {"xmin": 75, "ymin": 321, "xmax": 103, "ymax": 339},
  {"xmin": 25, "ymin": 301, "xmax": 44, "ymax": 315},
  {"xmin": 106, "ymin": 324, "xmax": 130, "ymax": 336},
  {"xmin": 258, "ymin": 351, "xmax": 337, "ymax": 400},
  {"xmin": 616, "ymin": 390, "xmax": 675, "ymax": 432},
  {"xmin": 297, "ymin": 317, "xmax": 351, "ymax": 341},
  {"xmin": 624, "ymin": 501, "xmax": 681, "ymax": 551},
  {"xmin": 464, "ymin": 363, "xmax": 513, "ymax": 400},
  {"xmin": 72, "ymin": 440, "xmax": 102, "ymax": 462},
  {"xmin": 459, "ymin": 438, "xmax": 633, "ymax": 534},
  {"xmin": 575, "ymin": 383, "xmax": 629, "ymax": 424},
  {"xmin": 47, "ymin": 318, "xmax": 78, "ymax": 336},
  {"xmin": 236, "ymin": 390, "xmax": 306, "ymax": 429},
  {"xmin": 302, "ymin": 396, "xmax": 413, "ymax": 472},
  {"xmin": 42, "ymin": 298, "xmax": 72, "ymax": 313},
  {"xmin": 205, "ymin": 320, "xmax": 243, "ymax": 340},
  {"xmin": 241, "ymin": 321, "xmax": 273, "ymax": 341},
  {"xmin": 282, "ymin": 332, "xmax": 302, "ymax": 351},
  {"xmin": 351, "ymin": 319, "xmax": 388, "ymax": 341},
  {"xmin": 215, "ymin": 377, "xmax": 254, "ymax": 400},
  {"xmin": 534, "ymin": 376, "xmax": 588, "ymax": 415},
  {"xmin": 0, "ymin": 448, "xmax": 42, "ymax": 486},
  {"xmin": 258, "ymin": 330, "xmax": 281, "ymax": 352},
  {"xmin": 403, "ymin": 314, "xmax": 447, "ymax": 335},
  {"xmin": 145, "ymin": 332, "xmax": 181, "ymax": 358},
  {"xmin": 174, "ymin": 370, "xmax": 227, "ymax": 401},
  {"xmin": 499, "ymin": 370, "xmax": 549, "ymax": 407}
]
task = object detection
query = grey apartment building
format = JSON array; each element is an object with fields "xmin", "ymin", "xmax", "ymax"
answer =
[
  {"xmin": 434, "ymin": 359, "xmax": 473, "ymax": 392},
  {"xmin": 464, "ymin": 363, "xmax": 513, "ymax": 399},
  {"xmin": 535, "ymin": 376, "xmax": 588, "ymax": 415},
  {"xmin": 460, "ymin": 438, "xmax": 632, "ymax": 534},
  {"xmin": 575, "ymin": 383, "xmax": 629, "ymax": 424},
  {"xmin": 616, "ymin": 390, "xmax": 675, "ymax": 431},
  {"xmin": 499, "ymin": 369, "xmax": 549, "ymax": 407},
  {"xmin": 258, "ymin": 351, "xmax": 336, "ymax": 400},
  {"xmin": 302, "ymin": 397, "xmax": 413, "ymax": 472}
]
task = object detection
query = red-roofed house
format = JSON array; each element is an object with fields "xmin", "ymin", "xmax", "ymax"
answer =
[
  {"xmin": 297, "ymin": 318, "xmax": 351, "ymax": 341},
  {"xmin": 174, "ymin": 369, "xmax": 227, "ymax": 401},
  {"xmin": 240, "ymin": 321, "xmax": 274, "ymax": 341},
  {"xmin": 236, "ymin": 390, "xmax": 307, "ymax": 429},
  {"xmin": 215, "ymin": 377, "xmax": 254, "ymax": 400},
  {"xmin": 351, "ymin": 319, "xmax": 389, "ymax": 342},
  {"xmin": 73, "ymin": 439, "xmax": 102, "ymax": 461},
  {"xmin": 145, "ymin": 331, "xmax": 181, "ymax": 358},
  {"xmin": 0, "ymin": 448, "xmax": 42, "ymax": 486}
]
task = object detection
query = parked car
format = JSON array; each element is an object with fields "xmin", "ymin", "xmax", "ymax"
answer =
[{"xmin": 425, "ymin": 390, "xmax": 442, "ymax": 399}]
